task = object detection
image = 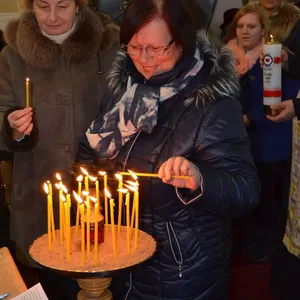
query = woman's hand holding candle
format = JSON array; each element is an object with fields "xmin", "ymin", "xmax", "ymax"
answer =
[
  {"xmin": 7, "ymin": 107, "xmax": 33, "ymax": 139},
  {"xmin": 158, "ymin": 156, "xmax": 201, "ymax": 191}
]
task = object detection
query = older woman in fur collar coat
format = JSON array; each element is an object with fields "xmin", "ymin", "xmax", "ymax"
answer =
[
  {"xmin": 76, "ymin": 0, "xmax": 260, "ymax": 299},
  {"xmin": 0, "ymin": 0, "xmax": 119, "ymax": 270}
]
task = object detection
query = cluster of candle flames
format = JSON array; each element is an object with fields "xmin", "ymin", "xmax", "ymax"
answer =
[{"xmin": 43, "ymin": 168, "xmax": 140, "ymax": 266}]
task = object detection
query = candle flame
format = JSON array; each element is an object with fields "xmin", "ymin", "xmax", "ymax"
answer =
[
  {"xmin": 90, "ymin": 196, "xmax": 97, "ymax": 203},
  {"xmin": 105, "ymin": 188, "xmax": 112, "ymax": 199},
  {"xmin": 60, "ymin": 184, "xmax": 68, "ymax": 194},
  {"xmin": 99, "ymin": 171, "xmax": 106, "ymax": 176},
  {"xmin": 126, "ymin": 180, "xmax": 138, "ymax": 187},
  {"xmin": 125, "ymin": 184, "xmax": 137, "ymax": 192},
  {"xmin": 73, "ymin": 191, "xmax": 83, "ymax": 204},
  {"xmin": 80, "ymin": 167, "xmax": 89, "ymax": 176},
  {"xmin": 118, "ymin": 188, "xmax": 129, "ymax": 194},
  {"xmin": 26, "ymin": 77, "xmax": 30, "ymax": 82},
  {"xmin": 61, "ymin": 194, "xmax": 66, "ymax": 202},
  {"xmin": 110, "ymin": 198, "xmax": 115, "ymax": 208},
  {"xmin": 76, "ymin": 175, "xmax": 83, "ymax": 182},
  {"xmin": 56, "ymin": 173, "xmax": 62, "ymax": 181},
  {"xmin": 44, "ymin": 182, "xmax": 49, "ymax": 194},
  {"xmin": 128, "ymin": 169, "xmax": 138, "ymax": 180},
  {"xmin": 55, "ymin": 183, "xmax": 61, "ymax": 190},
  {"xmin": 115, "ymin": 173, "xmax": 122, "ymax": 181},
  {"xmin": 82, "ymin": 191, "xmax": 89, "ymax": 196},
  {"xmin": 88, "ymin": 175, "xmax": 97, "ymax": 181}
]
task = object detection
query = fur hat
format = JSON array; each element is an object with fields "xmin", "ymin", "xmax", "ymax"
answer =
[{"xmin": 19, "ymin": 0, "xmax": 89, "ymax": 10}]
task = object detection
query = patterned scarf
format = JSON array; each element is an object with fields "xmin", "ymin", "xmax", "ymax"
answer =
[{"xmin": 86, "ymin": 45, "xmax": 204, "ymax": 159}]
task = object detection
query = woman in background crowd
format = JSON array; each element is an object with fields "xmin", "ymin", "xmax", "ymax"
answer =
[
  {"xmin": 0, "ymin": 0, "xmax": 119, "ymax": 298},
  {"xmin": 226, "ymin": 2, "xmax": 300, "ymax": 264}
]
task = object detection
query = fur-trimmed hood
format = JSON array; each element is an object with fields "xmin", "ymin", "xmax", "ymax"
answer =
[
  {"xmin": 4, "ymin": 7, "xmax": 119, "ymax": 69},
  {"xmin": 107, "ymin": 30, "xmax": 240, "ymax": 107}
]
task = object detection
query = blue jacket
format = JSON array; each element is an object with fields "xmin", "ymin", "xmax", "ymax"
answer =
[
  {"xmin": 241, "ymin": 61, "xmax": 300, "ymax": 163},
  {"xmin": 76, "ymin": 32, "xmax": 260, "ymax": 300}
]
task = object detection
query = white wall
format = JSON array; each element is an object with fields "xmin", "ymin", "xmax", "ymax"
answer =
[
  {"xmin": 0, "ymin": 13, "xmax": 19, "ymax": 30},
  {"xmin": 209, "ymin": 0, "xmax": 244, "ymax": 37}
]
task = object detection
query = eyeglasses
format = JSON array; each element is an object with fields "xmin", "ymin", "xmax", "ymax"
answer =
[{"xmin": 121, "ymin": 39, "xmax": 175, "ymax": 57}]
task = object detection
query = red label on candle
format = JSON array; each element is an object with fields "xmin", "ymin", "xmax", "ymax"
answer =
[
  {"xmin": 263, "ymin": 90, "xmax": 282, "ymax": 97},
  {"xmin": 273, "ymin": 56, "xmax": 281, "ymax": 64}
]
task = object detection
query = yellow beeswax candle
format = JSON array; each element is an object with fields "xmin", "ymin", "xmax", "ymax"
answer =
[
  {"xmin": 110, "ymin": 198, "xmax": 117, "ymax": 259},
  {"xmin": 115, "ymin": 174, "xmax": 123, "ymax": 235},
  {"xmin": 55, "ymin": 174, "xmax": 64, "ymax": 244},
  {"xmin": 80, "ymin": 167, "xmax": 89, "ymax": 192},
  {"xmin": 44, "ymin": 183, "xmax": 52, "ymax": 252},
  {"xmin": 73, "ymin": 191, "xmax": 85, "ymax": 266},
  {"xmin": 76, "ymin": 175, "xmax": 83, "ymax": 235},
  {"xmin": 80, "ymin": 203, "xmax": 85, "ymax": 266},
  {"xmin": 66, "ymin": 194, "xmax": 71, "ymax": 263},
  {"xmin": 47, "ymin": 181, "xmax": 55, "ymax": 241},
  {"xmin": 86, "ymin": 193, "xmax": 91, "ymax": 260},
  {"xmin": 94, "ymin": 201, "xmax": 99, "ymax": 265},
  {"xmin": 100, "ymin": 172, "xmax": 108, "ymax": 231},
  {"xmin": 95, "ymin": 179, "xmax": 99, "ymax": 206},
  {"xmin": 125, "ymin": 192, "xmax": 131, "ymax": 254},
  {"xmin": 134, "ymin": 186, "xmax": 139, "ymax": 249},
  {"xmin": 25, "ymin": 78, "xmax": 30, "ymax": 107}
]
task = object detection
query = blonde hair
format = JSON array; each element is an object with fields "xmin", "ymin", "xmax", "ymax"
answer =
[
  {"xmin": 224, "ymin": 2, "xmax": 267, "ymax": 43},
  {"xmin": 19, "ymin": 0, "xmax": 89, "ymax": 10}
]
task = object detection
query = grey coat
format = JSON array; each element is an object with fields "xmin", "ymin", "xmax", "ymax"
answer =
[{"xmin": 0, "ymin": 7, "xmax": 119, "ymax": 266}]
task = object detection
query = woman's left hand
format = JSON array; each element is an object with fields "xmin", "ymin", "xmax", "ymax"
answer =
[{"xmin": 158, "ymin": 156, "xmax": 201, "ymax": 191}]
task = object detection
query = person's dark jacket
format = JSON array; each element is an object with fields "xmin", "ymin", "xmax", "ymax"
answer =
[
  {"xmin": 240, "ymin": 61, "xmax": 300, "ymax": 163},
  {"xmin": 0, "ymin": 7, "xmax": 119, "ymax": 267},
  {"xmin": 76, "ymin": 31, "xmax": 260, "ymax": 300}
]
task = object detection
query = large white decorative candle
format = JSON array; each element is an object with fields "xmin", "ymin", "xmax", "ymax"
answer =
[{"xmin": 263, "ymin": 37, "xmax": 282, "ymax": 115}]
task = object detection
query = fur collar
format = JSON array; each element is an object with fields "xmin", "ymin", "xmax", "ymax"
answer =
[
  {"xmin": 107, "ymin": 30, "xmax": 240, "ymax": 107},
  {"xmin": 267, "ymin": 2, "xmax": 300, "ymax": 43},
  {"xmin": 4, "ymin": 8, "xmax": 119, "ymax": 69}
]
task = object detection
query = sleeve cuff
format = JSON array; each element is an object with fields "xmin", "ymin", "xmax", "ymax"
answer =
[
  {"xmin": 2, "ymin": 106, "xmax": 38, "ymax": 152},
  {"xmin": 175, "ymin": 165, "xmax": 204, "ymax": 205},
  {"xmin": 15, "ymin": 134, "xmax": 25, "ymax": 142}
]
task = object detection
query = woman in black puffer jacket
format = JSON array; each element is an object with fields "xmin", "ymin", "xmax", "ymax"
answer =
[{"xmin": 76, "ymin": 0, "xmax": 260, "ymax": 299}]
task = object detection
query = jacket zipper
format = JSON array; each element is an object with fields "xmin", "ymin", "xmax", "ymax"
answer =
[{"xmin": 166, "ymin": 221, "xmax": 184, "ymax": 278}]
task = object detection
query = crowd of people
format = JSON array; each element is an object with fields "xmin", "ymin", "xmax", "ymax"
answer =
[{"xmin": 0, "ymin": 0, "xmax": 300, "ymax": 299}]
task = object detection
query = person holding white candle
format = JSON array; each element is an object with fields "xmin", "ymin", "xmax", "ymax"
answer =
[
  {"xmin": 76, "ymin": 0, "xmax": 260, "ymax": 298},
  {"xmin": 226, "ymin": 3, "xmax": 300, "ymax": 263}
]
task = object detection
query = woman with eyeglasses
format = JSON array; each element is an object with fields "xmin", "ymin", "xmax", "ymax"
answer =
[{"xmin": 76, "ymin": 0, "xmax": 259, "ymax": 299}]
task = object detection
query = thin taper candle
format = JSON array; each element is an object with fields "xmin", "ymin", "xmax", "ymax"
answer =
[
  {"xmin": 120, "ymin": 172, "xmax": 189, "ymax": 179},
  {"xmin": 80, "ymin": 203, "xmax": 85, "ymax": 266},
  {"xmin": 25, "ymin": 78, "xmax": 30, "ymax": 107},
  {"xmin": 110, "ymin": 198, "xmax": 117, "ymax": 259}
]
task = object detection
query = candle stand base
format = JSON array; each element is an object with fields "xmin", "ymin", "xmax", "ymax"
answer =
[{"xmin": 77, "ymin": 277, "xmax": 112, "ymax": 300}]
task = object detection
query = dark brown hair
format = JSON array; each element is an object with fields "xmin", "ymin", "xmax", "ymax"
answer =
[
  {"xmin": 120, "ymin": 0, "xmax": 197, "ymax": 57},
  {"xmin": 19, "ymin": 0, "xmax": 89, "ymax": 10}
]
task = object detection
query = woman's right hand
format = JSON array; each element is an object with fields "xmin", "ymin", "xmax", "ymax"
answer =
[{"xmin": 7, "ymin": 107, "xmax": 33, "ymax": 139}]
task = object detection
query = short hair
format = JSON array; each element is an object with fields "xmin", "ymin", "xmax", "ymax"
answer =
[
  {"xmin": 120, "ymin": 0, "xmax": 197, "ymax": 57},
  {"xmin": 224, "ymin": 2, "xmax": 267, "ymax": 43},
  {"xmin": 19, "ymin": 0, "xmax": 89, "ymax": 10}
]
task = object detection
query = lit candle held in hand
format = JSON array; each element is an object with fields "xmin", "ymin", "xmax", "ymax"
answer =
[{"xmin": 263, "ymin": 35, "xmax": 282, "ymax": 115}]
